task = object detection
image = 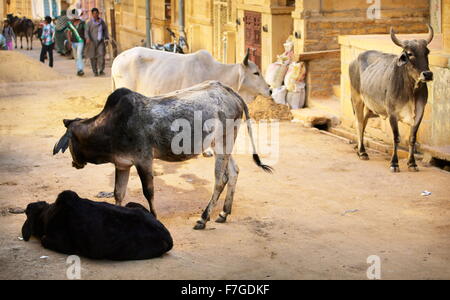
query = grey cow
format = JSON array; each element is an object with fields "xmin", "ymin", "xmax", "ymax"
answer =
[
  {"xmin": 349, "ymin": 25, "xmax": 434, "ymax": 172},
  {"xmin": 53, "ymin": 81, "xmax": 272, "ymax": 230}
]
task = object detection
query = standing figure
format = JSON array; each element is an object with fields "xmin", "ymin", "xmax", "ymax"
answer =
[
  {"xmin": 2, "ymin": 20, "xmax": 15, "ymax": 50},
  {"xmin": 66, "ymin": 8, "xmax": 86, "ymax": 76},
  {"xmin": 85, "ymin": 8, "xmax": 109, "ymax": 76},
  {"xmin": 54, "ymin": 10, "xmax": 70, "ymax": 55},
  {"xmin": 0, "ymin": 34, "xmax": 8, "ymax": 50},
  {"xmin": 40, "ymin": 16, "xmax": 55, "ymax": 68}
]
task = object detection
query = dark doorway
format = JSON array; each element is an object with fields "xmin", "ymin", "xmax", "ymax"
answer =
[{"xmin": 244, "ymin": 10, "xmax": 262, "ymax": 69}]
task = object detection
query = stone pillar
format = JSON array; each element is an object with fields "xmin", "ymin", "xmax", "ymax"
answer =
[
  {"xmin": 0, "ymin": 0, "xmax": 4, "ymax": 20},
  {"xmin": 444, "ymin": 0, "xmax": 450, "ymax": 52}
]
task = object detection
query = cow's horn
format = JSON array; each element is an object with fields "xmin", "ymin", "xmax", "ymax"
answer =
[
  {"xmin": 243, "ymin": 48, "xmax": 250, "ymax": 66},
  {"xmin": 425, "ymin": 24, "xmax": 434, "ymax": 45},
  {"xmin": 390, "ymin": 27, "xmax": 405, "ymax": 48}
]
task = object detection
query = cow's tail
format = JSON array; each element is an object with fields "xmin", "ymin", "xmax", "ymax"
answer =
[{"xmin": 224, "ymin": 85, "xmax": 273, "ymax": 173}]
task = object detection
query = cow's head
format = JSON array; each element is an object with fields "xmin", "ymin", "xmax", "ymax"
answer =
[
  {"xmin": 53, "ymin": 118, "xmax": 87, "ymax": 169},
  {"xmin": 391, "ymin": 25, "xmax": 434, "ymax": 82},
  {"xmin": 238, "ymin": 49, "xmax": 271, "ymax": 103},
  {"xmin": 21, "ymin": 201, "xmax": 49, "ymax": 241}
]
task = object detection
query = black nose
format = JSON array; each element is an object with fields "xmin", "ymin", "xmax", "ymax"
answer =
[
  {"xmin": 423, "ymin": 71, "xmax": 433, "ymax": 81},
  {"xmin": 269, "ymin": 89, "xmax": 273, "ymax": 96}
]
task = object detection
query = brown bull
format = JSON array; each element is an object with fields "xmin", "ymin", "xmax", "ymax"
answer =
[
  {"xmin": 7, "ymin": 14, "xmax": 34, "ymax": 50},
  {"xmin": 349, "ymin": 25, "xmax": 434, "ymax": 172}
]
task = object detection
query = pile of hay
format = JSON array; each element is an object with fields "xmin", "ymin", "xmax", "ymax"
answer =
[
  {"xmin": 0, "ymin": 51, "xmax": 62, "ymax": 83},
  {"xmin": 248, "ymin": 96, "xmax": 293, "ymax": 121}
]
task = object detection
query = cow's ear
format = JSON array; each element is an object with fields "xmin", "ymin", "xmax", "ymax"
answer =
[
  {"xmin": 21, "ymin": 219, "xmax": 32, "ymax": 241},
  {"xmin": 397, "ymin": 53, "xmax": 408, "ymax": 67},
  {"xmin": 53, "ymin": 130, "xmax": 72, "ymax": 155},
  {"xmin": 63, "ymin": 118, "xmax": 80, "ymax": 128}
]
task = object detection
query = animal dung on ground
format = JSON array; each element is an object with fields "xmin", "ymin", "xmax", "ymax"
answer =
[{"xmin": 248, "ymin": 96, "xmax": 293, "ymax": 121}]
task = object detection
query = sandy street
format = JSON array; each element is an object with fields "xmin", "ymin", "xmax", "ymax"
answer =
[{"xmin": 0, "ymin": 44, "xmax": 450, "ymax": 280}]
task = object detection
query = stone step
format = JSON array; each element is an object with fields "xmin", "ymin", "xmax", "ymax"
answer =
[
  {"xmin": 291, "ymin": 107, "xmax": 340, "ymax": 129},
  {"xmin": 291, "ymin": 96, "xmax": 341, "ymax": 128}
]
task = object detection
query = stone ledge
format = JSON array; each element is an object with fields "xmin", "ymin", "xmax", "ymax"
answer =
[
  {"xmin": 329, "ymin": 127, "xmax": 411, "ymax": 159},
  {"xmin": 420, "ymin": 145, "xmax": 450, "ymax": 162},
  {"xmin": 430, "ymin": 52, "xmax": 450, "ymax": 68},
  {"xmin": 298, "ymin": 49, "xmax": 340, "ymax": 61},
  {"xmin": 291, "ymin": 107, "xmax": 340, "ymax": 128}
]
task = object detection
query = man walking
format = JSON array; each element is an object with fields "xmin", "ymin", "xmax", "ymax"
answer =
[
  {"xmin": 40, "ymin": 16, "xmax": 55, "ymax": 67},
  {"xmin": 55, "ymin": 10, "xmax": 70, "ymax": 55},
  {"xmin": 85, "ymin": 8, "xmax": 109, "ymax": 76},
  {"xmin": 66, "ymin": 8, "xmax": 86, "ymax": 76}
]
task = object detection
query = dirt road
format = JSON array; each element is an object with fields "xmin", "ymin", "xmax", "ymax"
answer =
[{"xmin": 0, "ymin": 45, "xmax": 449, "ymax": 280}]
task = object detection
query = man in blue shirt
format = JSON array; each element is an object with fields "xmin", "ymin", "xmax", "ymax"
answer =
[{"xmin": 40, "ymin": 16, "xmax": 55, "ymax": 67}]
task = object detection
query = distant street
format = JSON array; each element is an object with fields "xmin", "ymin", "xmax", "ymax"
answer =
[{"xmin": 1, "ymin": 42, "xmax": 450, "ymax": 279}]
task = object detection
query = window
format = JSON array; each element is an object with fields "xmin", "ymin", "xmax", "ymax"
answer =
[
  {"xmin": 165, "ymin": 0, "xmax": 171, "ymax": 20},
  {"xmin": 286, "ymin": 0, "xmax": 295, "ymax": 7}
]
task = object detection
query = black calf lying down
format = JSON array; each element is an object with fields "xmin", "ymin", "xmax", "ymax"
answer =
[{"xmin": 22, "ymin": 190, "xmax": 173, "ymax": 260}]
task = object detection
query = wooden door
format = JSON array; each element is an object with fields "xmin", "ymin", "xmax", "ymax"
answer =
[{"xmin": 244, "ymin": 10, "xmax": 262, "ymax": 69}]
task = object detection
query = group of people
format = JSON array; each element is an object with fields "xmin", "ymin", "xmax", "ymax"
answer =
[
  {"xmin": 62, "ymin": 7, "xmax": 110, "ymax": 76},
  {"xmin": 1, "ymin": 7, "xmax": 109, "ymax": 77}
]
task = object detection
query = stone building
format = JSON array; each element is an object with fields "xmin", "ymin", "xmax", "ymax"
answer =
[
  {"xmin": 1, "ymin": 1, "xmax": 5, "ymax": 19},
  {"xmin": 4, "ymin": 0, "xmax": 66, "ymax": 18},
  {"xmin": 292, "ymin": 0, "xmax": 430, "ymax": 99},
  {"xmin": 102, "ymin": 0, "xmax": 296, "ymax": 69},
  {"xmin": 4, "ymin": 0, "xmax": 34, "ymax": 17},
  {"xmin": 3, "ymin": 1, "xmax": 448, "ymax": 161},
  {"xmin": 101, "ymin": 1, "xmax": 430, "ymax": 100}
]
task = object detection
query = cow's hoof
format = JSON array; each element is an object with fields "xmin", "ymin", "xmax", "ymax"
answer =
[
  {"xmin": 215, "ymin": 215, "xmax": 227, "ymax": 223},
  {"xmin": 358, "ymin": 153, "xmax": 369, "ymax": 160},
  {"xmin": 193, "ymin": 221, "xmax": 206, "ymax": 230},
  {"xmin": 408, "ymin": 166, "xmax": 419, "ymax": 172},
  {"xmin": 390, "ymin": 166, "xmax": 400, "ymax": 173}
]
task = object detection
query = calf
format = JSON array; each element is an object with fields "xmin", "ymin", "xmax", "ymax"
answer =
[
  {"xmin": 53, "ymin": 81, "xmax": 273, "ymax": 230},
  {"xmin": 349, "ymin": 25, "xmax": 434, "ymax": 172},
  {"xmin": 22, "ymin": 190, "xmax": 173, "ymax": 260}
]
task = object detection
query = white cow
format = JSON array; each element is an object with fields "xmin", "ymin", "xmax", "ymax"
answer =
[{"xmin": 111, "ymin": 47, "xmax": 271, "ymax": 103}]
